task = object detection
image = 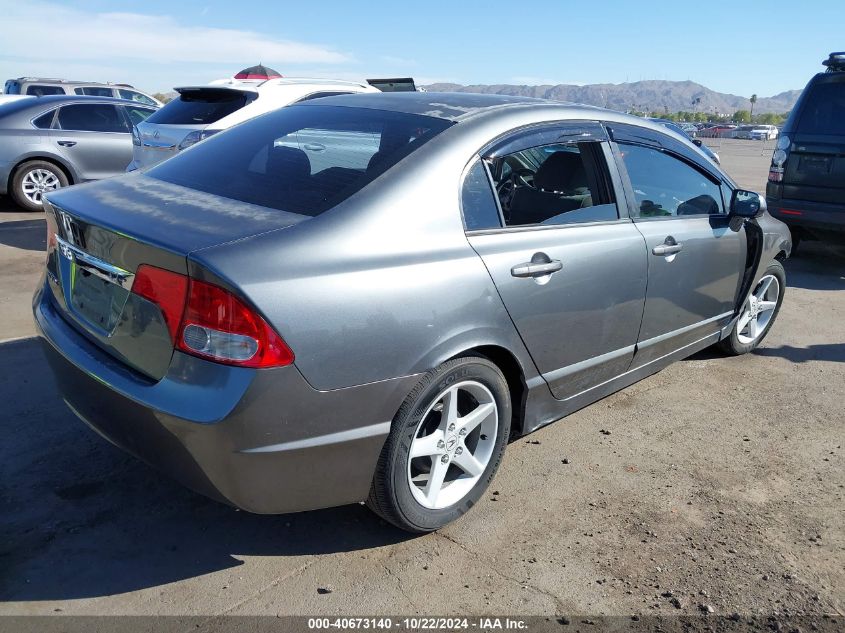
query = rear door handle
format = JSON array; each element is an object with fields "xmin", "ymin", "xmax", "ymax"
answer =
[
  {"xmin": 652, "ymin": 236, "xmax": 683, "ymax": 256},
  {"xmin": 57, "ymin": 140, "xmax": 77, "ymax": 147},
  {"xmin": 511, "ymin": 259, "xmax": 563, "ymax": 278}
]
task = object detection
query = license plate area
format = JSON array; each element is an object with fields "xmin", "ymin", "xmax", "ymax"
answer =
[
  {"xmin": 68, "ymin": 266, "xmax": 129, "ymax": 333},
  {"xmin": 56, "ymin": 234, "xmax": 134, "ymax": 337}
]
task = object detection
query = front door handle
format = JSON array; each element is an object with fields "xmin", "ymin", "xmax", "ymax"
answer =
[
  {"xmin": 652, "ymin": 236, "xmax": 683, "ymax": 256},
  {"xmin": 57, "ymin": 140, "xmax": 77, "ymax": 147},
  {"xmin": 511, "ymin": 258, "xmax": 563, "ymax": 278}
]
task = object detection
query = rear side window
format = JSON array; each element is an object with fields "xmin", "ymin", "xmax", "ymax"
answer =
[
  {"xmin": 145, "ymin": 89, "xmax": 253, "ymax": 125},
  {"xmin": 56, "ymin": 104, "xmax": 128, "ymax": 133},
  {"xmin": 619, "ymin": 144, "xmax": 724, "ymax": 217},
  {"xmin": 25, "ymin": 85, "xmax": 65, "ymax": 96},
  {"xmin": 32, "ymin": 110, "xmax": 56, "ymax": 129},
  {"xmin": 149, "ymin": 105, "xmax": 452, "ymax": 216},
  {"xmin": 461, "ymin": 160, "xmax": 502, "ymax": 230},
  {"xmin": 490, "ymin": 142, "xmax": 618, "ymax": 226},
  {"xmin": 74, "ymin": 87, "xmax": 114, "ymax": 97},
  {"xmin": 123, "ymin": 106, "xmax": 156, "ymax": 125},
  {"xmin": 795, "ymin": 80, "xmax": 845, "ymax": 135}
]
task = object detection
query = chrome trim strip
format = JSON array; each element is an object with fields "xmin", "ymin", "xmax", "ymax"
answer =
[
  {"xmin": 55, "ymin": 234, "xmax": 135, "ymax": 289},
  {"xmin": 636, "ymin": 311, "xmax": 733, "ymax": 350},
  {"xmin": 542, "ymin": 344, "xmax": 636, "ymax": 384}
]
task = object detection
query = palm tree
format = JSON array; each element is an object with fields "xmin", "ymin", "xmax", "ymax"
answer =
[{"xmin": 750, "ymin": 94, "xmax": 758, "ymax": 120}]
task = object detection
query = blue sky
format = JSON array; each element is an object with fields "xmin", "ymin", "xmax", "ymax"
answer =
[{"xmin": 1, "ymin": 0, "xmax": 842, "ymax": 97}]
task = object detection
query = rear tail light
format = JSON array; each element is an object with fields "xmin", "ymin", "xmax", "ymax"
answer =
[
  {"xmin": 130, "ymin": 265, "xmax": 293, "ymax": 368},
  {"xmin": 768, "ymin": 167, "xmax": 784, "ymax": 183}
]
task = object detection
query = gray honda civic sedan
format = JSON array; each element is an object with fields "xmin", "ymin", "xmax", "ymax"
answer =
[{"xmin": 34, "ymin": 93, "xmax": 791, "ymax": 532}]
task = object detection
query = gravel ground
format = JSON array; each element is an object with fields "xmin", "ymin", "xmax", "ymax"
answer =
[{"xmin": 0, "ymin": 140, "xmax": 842, "ymax": 622}]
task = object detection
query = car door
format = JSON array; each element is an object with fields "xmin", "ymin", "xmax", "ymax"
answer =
[
  {"xmin": 49, "ymin": 103, "xmax": 132, "ymax": 180},
  {"xmin": 606, "ymin": 123, "xmax": 745, "ymax": 367},
  {"xmin": 464, "ymin": 123, "xmax": 648, "ymax": 401}
]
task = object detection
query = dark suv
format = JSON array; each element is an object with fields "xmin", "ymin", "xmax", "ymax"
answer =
[{"xmin": 766, "ymin": 52, "xmax": 845, "ymax": 249}]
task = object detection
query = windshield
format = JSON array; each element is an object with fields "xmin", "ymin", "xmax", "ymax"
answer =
[
  {"xmin": 149, "ymin": 105, "xmax": 453, "ymax": 216},
  {"xmin": 145, "ymin": 89, "xmax": 254, "ymax": 125},
  {"xmin": 795, "ymin": 79, "xmax": 845, "ymax": 136}
]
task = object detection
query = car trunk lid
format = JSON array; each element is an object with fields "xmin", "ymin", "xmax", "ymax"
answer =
[{"xmin": 43, "ymin": 174, "xmax": 307, "ymax": 380}]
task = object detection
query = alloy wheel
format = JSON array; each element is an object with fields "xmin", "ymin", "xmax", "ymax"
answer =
[
  {"xmin": 20, "ymin": 168, "xmax": 61, "ymax": 205},
  {"xmin": 736, "ymin": 274, "xmax": 780, "ymax": 345},
  {"xmin": 407, "ymin": 380, "xmax": 498, "ymax": 510}
]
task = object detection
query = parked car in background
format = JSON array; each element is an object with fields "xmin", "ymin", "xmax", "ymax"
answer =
[
  {"xmin": 0, "ymin": 96, "xmax": 157, "ymax": 210},
  {"xmin": 128, "ymin": 77, "xmax": 380, "ymax": 171},
  {"xmin": 649, "ymin": 118, "xmax": 720, "ymax": 164},
  {"xmin": 35, "ymin": 93, "xmax": 790, "ymax": 532},
  {"xmin": 733, "ymin": 125, "xmax": 756, "ymax": 139},
  {"xmin": 767, "ymin": 52, "xmax": 845, "ymax": 248},
  {"xmin": 4, "ymin": 77, "xmax": 161, "ymax": 106},
  {"xmin": 750, "ymin": 125, "xmax": 778, "ymax": 141},
  {"xmin": 678, "ymin": 122, "xmax": 698, "ymax": 138},
  {"xmin": 699, "ymin": 124, "xmax": 737, "ymax": 138}
]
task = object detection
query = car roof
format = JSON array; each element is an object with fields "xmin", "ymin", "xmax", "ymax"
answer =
[
  {"xmin": 0, "ymin": 94, "xmax": 157, "ymax": 118},
  {"xmin": 290, "ymin": 91, "xmax": 589, "ymax": 121},
  {"xmin": 187, "ymin": 76, "xmax": 378, "ymax": 94}
]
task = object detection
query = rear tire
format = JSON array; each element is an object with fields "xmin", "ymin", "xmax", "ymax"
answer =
[
  {"xmin": 367, "ymin": 357, "xmax": 511, "ymax": 533},
  {"xmin": 10, "ymin": 160, "xmax": 68, "ymax": 212},
  {"xmin": 719, "ymin": 260, "xmax": 785, "ymax": 356}
]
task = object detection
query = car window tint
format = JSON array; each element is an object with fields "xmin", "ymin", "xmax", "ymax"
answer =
[
  {"xmin": 795, "ymin": 80, "xmax": 845, "ymax": 136},
  {"xmin": 146, "ymin": 90, "xmax": 252, "ymax": 125},
  {"xmin": 25, "ymin": 85, "xmax": 65, "ymax": 96},
  {"xmin": 32, "ymin": 110, "xmax": 55, "ymax": 129},
  {"xmin": 118, "ymin": 89, "xmax": 157, "ymax": 106},
  {"xmin": 56, "ymin": 104, "xmax": 128, "ymax": 133},
  {"xmin": 149, "ymin": 105, "xmax": 453, "ymax": 217},
  {"xmin": 462, "ymin": 160, "xmax": 502, "ymax": 231},
  {"xmin": 123, "ymin": 106, "xmax": 156, "ymax": 126},
  {"xmin": 619, "ymin": 143, "xmax": 724, "ymax": 217},
  {"xmin": 491, "ymin": 142, "xmax": 618, "ymax": 226}
]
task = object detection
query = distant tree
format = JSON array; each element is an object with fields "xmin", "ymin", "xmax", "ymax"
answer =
[
  {"xmin": 733, "ymin": 110, "xmax": 751, "ymax": 123},
  {"xmin": 749, "ymin": 94, "xmax": 757, "ymax": 119}
]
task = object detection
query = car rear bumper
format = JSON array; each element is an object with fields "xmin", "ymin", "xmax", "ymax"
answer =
[
  {"xmin": 34, "ymin": 281, "xmax": 418, "ymax": 514},
  {"xmin": 767, "ymin": 198, "xmax": 845, "ymax": 236}
]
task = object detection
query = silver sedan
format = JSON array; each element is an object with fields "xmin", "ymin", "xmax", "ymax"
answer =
[{"xmin": 34, "ymin": 93, "xmax": 791, "ymax": 532}]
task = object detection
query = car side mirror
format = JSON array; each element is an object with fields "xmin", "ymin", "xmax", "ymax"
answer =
[
  {"xmin": 692, "ymin": 139, "xmax": 703, "ymax": 147},
  {"xmin": 730, "ymin": 189, "xmax": 765, "ymax": 219}
]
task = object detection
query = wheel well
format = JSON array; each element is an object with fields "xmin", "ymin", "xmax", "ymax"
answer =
[
  {"xmin": 775, "ymin": 250, "xmax": 788, "ymax": 262},
  {"xmin": 9, "ymin": 156, "xmax": 74, "ymax": 191},
  {"xmin": 453, "ymin": 345, "xmax": 527, "ymax": 438}
]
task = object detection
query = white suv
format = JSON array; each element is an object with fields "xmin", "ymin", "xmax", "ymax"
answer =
[{"xmin": 127, "ymin": 77, "xmax": 381, "ymax": 171}]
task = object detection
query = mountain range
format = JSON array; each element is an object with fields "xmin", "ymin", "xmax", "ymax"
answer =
[{"xmin": 422, "ymin": 80, "xmax": 801, "ymax": 115}]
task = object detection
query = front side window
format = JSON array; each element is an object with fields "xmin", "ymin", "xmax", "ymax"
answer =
[
  {"xmin": 25, "ymin": 85, "xmax": 65, "ymax": 96},
  {"xmin": 490, "ymin": 142, "xmax": 618, "ymax": 227},
  {"xmin": 56, "ymin": 104, "xmax": 128, "ymax": 133},
  {"xmin": 149, "ymin": 105, "xmax": 452, "ymax": 216},
  {"xmin": 118, "ymin": 89, "xmax": 158, "ymax": 106},
  {"xmin": 618, "ymin": 143, "xmax": 724, "ymax": 217}
]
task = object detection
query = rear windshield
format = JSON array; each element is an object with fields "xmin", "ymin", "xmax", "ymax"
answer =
[
  {"xmin": 149, "ymin": 105, "xmax": 453, "ymax": 216},
  {"xmin": 145, "ymin": 89, "xmax": 253, "ymax": 125},
  {"xmin": 796, "ymin": 79, "xmax": 845, "ymax": 136}
]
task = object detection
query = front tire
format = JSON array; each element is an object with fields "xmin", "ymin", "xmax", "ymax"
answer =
[
  {"xmin": 10, "ymin": 160, "xmax": 68, "ymax": 212},
  {"xmin": 367, "ymin": 357, "xmax": 511, "ymax": 533},
  {"xmin": 719, "ymin": 260, "xmax": 785, "ymax": 355}
]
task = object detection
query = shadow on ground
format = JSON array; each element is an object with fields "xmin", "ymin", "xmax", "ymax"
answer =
[
  {"xmin": 0, "ymin": 219, "xmax": 46, "ymax": 252},
  {"xmin": 0, "ymin": 338, "xmax": 410, "ymax": 603},
  {"xmin": 784, "ymin": 241, "xmax": 845, "ymax": 291}
]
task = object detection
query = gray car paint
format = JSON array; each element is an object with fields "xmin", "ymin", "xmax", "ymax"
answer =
[
  {"xmin": 0, "ymin": 95, "xmax": 156, "ymax": 194},
  {"xmin": 34, "ymin": 93, "xmax": 792, "ymax": 514}
]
